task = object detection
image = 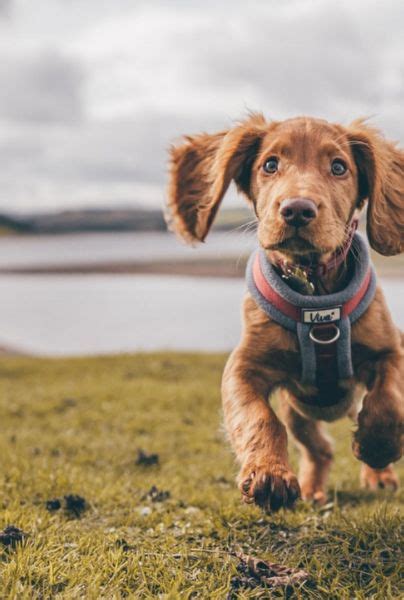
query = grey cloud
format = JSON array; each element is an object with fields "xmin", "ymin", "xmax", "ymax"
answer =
[
  {"xmin": 0, "ymin": 111, "xmax": 230, "ymax": 212},
  {"xmin": 0, "ymin": 112, "xmax": 225, "ymax": 186},
  {"xmin": 0, "ymin": 51, "xmax": 84, "ymax": 123},
  {"xmin": 177, "ymin": 4, "xmax": 387, "ymax": 118},
  {"xmin": 0, "ymin": 0, "xmax": 403, "ymax": 212},
  {"xmin": 0, "ymin": 0, "xmax": 11, "ymax": 17}
]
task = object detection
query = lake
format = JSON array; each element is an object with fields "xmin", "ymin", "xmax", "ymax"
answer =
[
  {"xmin": 0, "ymin": 274, "xmax": 245, "ymax": 355},
  {"xmin": 0, "ymin": 230, "xmax": 256, "ymax": 268},
  {"xmin": 0, "ymin": 232, "xmax": 402, "ymax": 356},
  {"xmin": 1, "ymin": 273, "xmax": 402, "ymax": 356}
]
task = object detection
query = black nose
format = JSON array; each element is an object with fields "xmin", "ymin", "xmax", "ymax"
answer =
[{"xmin": 280, "ymin": 197, "xmax": 318, "ymax": 227}]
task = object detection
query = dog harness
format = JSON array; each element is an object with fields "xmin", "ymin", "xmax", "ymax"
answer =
[{"xmin": 246, "ymin": 233, "xmax": 377, "ymax": 386}]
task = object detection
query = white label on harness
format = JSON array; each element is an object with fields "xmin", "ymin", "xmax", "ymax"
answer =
[{"xmin": 302, "ymin": 306, "xmax": 341, "ymax": 324}]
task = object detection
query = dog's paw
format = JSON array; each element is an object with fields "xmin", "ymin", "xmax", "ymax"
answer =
[
  {"xmin": 352, "ymin": 433, "xmax": 402, "ymax": 469},
  {"xmin": 360, "ymin": 464, "xmax": 399, "ymax": 491},
  {"xmin": 353, "ymin": 412, "xmax": 403, "ymax": 469},
  {"xmin": 238, "ymin": 463, "xmax": 301, "ymax": 512}
]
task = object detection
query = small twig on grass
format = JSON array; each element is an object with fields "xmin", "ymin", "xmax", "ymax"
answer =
[
  {"xmin": 231, "ymin": 551, "xmax": 309, "ymax": 588},
  {"xmin": 114, "ymin": 542, "xmax": 310, "ymax": 591},
  {"xmin": 115, "ymin": 541, "xmax": 227, "ymax": 558}
]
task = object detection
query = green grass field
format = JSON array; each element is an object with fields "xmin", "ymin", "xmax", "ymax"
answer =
[{"xmin": 0, "ymin": 353, "xmax": 402, "ymax": 598}]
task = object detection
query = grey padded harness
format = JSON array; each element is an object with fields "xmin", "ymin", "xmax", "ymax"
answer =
[{"xmin": 246, "ymin": 233, "xmax": 377, "ymax": 385}]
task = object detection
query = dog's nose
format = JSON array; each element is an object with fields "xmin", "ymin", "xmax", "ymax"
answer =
[{"xmin": 280, "ymin": 197, "xmax": 318, "ymax": 227}]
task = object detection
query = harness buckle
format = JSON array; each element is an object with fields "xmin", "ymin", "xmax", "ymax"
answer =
[{"xmin": 309, "ymin": 323, "xmax": 340, "ymax": 345}]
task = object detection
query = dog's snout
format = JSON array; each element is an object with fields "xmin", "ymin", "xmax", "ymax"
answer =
[{"xmin": 280, "ymin": 197, "xmax": 318, "ymax": 228}]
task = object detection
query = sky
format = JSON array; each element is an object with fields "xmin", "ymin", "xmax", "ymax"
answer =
[{"xmin": 0, "ymin": 0, "xmax": 403, "ymax": 214}]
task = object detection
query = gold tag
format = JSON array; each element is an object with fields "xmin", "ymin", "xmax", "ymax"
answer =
[{"xmin": 283, "ymin": 264, "xmax": 315, "ymax": 295}]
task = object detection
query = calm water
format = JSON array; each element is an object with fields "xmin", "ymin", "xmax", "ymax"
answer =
[
  {"xmin": 0, "ymin": 274, "xmax": 244, "ymax": 355},
  {"xmin": 0, "ymin": 274, "xmax": 402, "ymax": 356},
  {"xmin": 0, "ymin": 231, "xmax": 255, "ymax": 267},
  {"xmin": 0, "ymin": 233, "xmax": 402, "ymax": 356}
]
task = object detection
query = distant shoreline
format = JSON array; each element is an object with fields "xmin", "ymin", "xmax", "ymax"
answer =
[
  {"xmin": 0, "ymin": 255, "xmax": 402, "ymax": 278},
  {"xmin": 0, "ymin": 258, "xmax": 246, "ymax": 278}
]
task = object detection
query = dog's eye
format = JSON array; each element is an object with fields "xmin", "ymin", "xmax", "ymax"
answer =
[
  {"xmin": 263, "ymin": 157, "xmax": 278, "ymax": 174},
  {"xmin": 331, "ymin": 159, "xmax": 347, "ymax": 176}
]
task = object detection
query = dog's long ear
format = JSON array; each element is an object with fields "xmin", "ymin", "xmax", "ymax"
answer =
[
  {"xmin": 167, "ymin": 114, "xmax": 267, "ymax": 243},
  {"xmin": 347, "ymin": 120, "xmax": 404, "ymax": 256}
]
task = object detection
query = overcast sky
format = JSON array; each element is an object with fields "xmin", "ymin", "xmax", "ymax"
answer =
[{"xmin": 0, "ymin": 0, "xmax": 403, "ymax": 213}]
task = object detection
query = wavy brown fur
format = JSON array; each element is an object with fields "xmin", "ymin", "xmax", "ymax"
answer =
[
  {"xmin": 347, "ymin": 120, "xmax": 404, "ymax": 255},
  {"xmin": 166, "ymin": 114, "xmax": 404, "ymax": 511},
  {"xmin": 167, "ymin": 114, "xmax": 267, "ymax": 243}
]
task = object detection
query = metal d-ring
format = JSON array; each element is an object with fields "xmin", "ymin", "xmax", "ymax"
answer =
[{"xmin": 309, "ymin": 323, "xmax": 340, "ymax": 345}]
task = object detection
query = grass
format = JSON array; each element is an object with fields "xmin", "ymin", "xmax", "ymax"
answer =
[{"xmin": 0, "ymin": 352, "xmax": 402, "ymax": 598}]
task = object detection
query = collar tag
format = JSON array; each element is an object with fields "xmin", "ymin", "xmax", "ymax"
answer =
[{"xmin": 302, "ymin": 306, "xmax": 341, "ymax": 324}]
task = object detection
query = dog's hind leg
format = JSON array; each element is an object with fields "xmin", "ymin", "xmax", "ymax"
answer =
[
  {"xmin": 360, "ymin": 463, "xmax": 399, "ymax": 491},
  {"xmin": 280, "ymin": 397, "xmax": 334, "ymax": 505}
]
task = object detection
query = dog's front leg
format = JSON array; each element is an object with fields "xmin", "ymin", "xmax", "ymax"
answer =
[
  {"xmin": 353, "ymin": 350, "xmax": 403, "ymax": 469},
  {"xmin": 222, "ymin": 349, "xmax": 300, "ymax": 512}
]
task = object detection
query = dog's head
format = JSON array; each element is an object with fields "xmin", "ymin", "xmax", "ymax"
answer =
[{"xmin": 167, "ymin": 114, "xmax": 403, "ymax": 258}]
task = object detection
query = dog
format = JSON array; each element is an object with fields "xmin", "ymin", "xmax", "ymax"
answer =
[{"xmin": 167, "ymin": 115, "xmax": 403, "ymax": 511}]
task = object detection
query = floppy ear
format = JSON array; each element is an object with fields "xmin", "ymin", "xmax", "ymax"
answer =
[
  {"xmin": 166, "ymin": 114, "xmax": 267, "ymax": 243},
  {"xmin": 347, "ymin": 120, "xmax": 404, "ymax": 256}
]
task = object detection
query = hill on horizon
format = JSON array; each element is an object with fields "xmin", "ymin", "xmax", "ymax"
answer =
[{"xmin": 0, "ymin": 207, "xmax": 252, "ymax": 235}]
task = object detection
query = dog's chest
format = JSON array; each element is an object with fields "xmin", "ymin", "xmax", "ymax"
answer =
[
  {"xmin": 266, "ymin": 349, "xmax": 352, "ymax": 407},
  {"xmin": 265, "ymin": 349, "xmax": 301, "ymax": 375}
]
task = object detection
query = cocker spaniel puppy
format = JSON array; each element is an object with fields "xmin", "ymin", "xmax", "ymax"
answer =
[{"xmin": 167, "ymin": 115, "xmax": 403, "ymax": 510}]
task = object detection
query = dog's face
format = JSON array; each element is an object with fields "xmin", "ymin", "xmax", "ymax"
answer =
[
  {"xmin": 168, "ymin": 115, "xmax": 403, "ymax": 257},
  {"xmin": 251, "ymin": 118, "xmax": 359, "ymax": 256}
]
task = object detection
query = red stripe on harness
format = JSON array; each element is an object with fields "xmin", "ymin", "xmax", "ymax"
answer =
[
  {"xmin": 253, "ymin": 253, "xmax": 300, "ymax": 320},
  {"xmin": 342, "ymin": 267, "xmax": 371, "ymax": 317}
]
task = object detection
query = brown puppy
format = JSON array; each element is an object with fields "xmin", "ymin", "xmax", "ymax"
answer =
[{"xmin": 167, "ymin": 115, "xmax": 404, "ymax": 510}]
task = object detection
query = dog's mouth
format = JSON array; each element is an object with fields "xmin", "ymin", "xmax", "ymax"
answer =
[{"xmin": 264, "ymin": 235, "xmax": 320, "ymax": 255}]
